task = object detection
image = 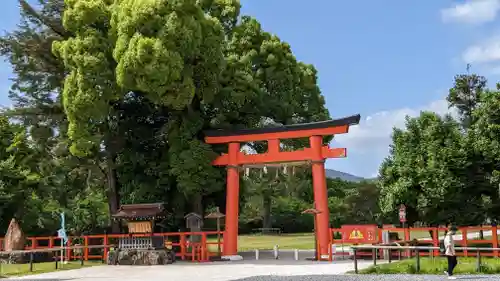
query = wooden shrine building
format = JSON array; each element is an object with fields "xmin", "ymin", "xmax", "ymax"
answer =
[{"xmin": 112, "ymin": 203, "xmax": 168, "ymax": 249}]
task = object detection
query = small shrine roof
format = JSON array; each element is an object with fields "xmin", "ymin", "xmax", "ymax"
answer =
[
  {"xmin": 112, "ymin": 203, "xmax": 167, "ymax": 220},
  {"xmin": 205, "ymin": 207, "xmax": 225, "ymax": 219}
]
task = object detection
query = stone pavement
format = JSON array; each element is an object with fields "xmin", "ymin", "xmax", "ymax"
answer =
[
  {"xmin": 5, "ymin": 260, "xmax": 374, "ymax": 281},
  {"xmin": 4, "ymin": 260, "xmax": 500, "ymax": 281}
]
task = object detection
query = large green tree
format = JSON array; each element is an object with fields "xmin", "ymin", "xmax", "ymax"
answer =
[
  {"xmin": 0, "ymin": 0, "xmax": 111, "ymax": 235},
  {"xmin": 378, "ymin": 112, "xmax": 486, "ymax": 226},
  {"xmin": 468, "ymin": 88, "xmax": 500, "ymax": 223},
  {"xmin": 52, "ymin": 0, "xmax": 331, "ymax": 217},
  {"xmin": 0, "ymin": 0, "xmax": 332, "ymax": 235}
]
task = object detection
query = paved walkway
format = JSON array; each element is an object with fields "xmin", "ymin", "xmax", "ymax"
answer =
[
  {"xmin": 4, "ymin": 260, "xmax": 500, "ymax": 280},
  {"xmin": 6, "ymin": 260, "xmax": 374, "ymax": 281}
]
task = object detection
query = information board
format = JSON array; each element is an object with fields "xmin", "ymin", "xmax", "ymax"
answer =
[{"xmin": 341, "ymin": 224, "xmax": 378, "ymax": 243}]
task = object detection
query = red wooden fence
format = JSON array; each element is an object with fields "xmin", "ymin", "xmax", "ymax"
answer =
[
  {"xmin": 0, "ymin": 231, "xmax": 223, "ymax": 262},
  {"xmin": 1, "ymin": 226, "xmax": 498, "ymax": 261},
  {"xmin": 330, "ymin": 225, "xmax": 500, "ymax": 258}
]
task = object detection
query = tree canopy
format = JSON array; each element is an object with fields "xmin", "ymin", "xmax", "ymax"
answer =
[
  {"xmin": 0, "ymin": 0, "xmax": 336, "ymax": 235},
  {"xmin": 379, "ymin": 72, "xmax": 500, "ymax": 227}
]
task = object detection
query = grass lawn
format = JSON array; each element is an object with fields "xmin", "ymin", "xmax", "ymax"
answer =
[
  {"xmin": 389, "ymin": 230, "xmax": 493, "ymax": 241},
  {"xmin": 238, "ymin": 233, "xmax": 315, "ymax": 251},
  {"xmin": 206, "ymin": 232, "xmax": 316, "ymax": 251},
  {"xmin": 205, "ymin": 231, "xmax": 497, "ymax": 253},
  {"xmin": 359, "ymin": 257, "xmax": 500, "ymax": 274},
  {"xmin": 387, "ymin": 230, "xmax": 438, "ymax": 240},
  {"xmin": 0, "ymin": 260, "xmax": 102, "ymax": 277}
]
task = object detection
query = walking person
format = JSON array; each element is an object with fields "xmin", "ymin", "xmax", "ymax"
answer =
[{"xmin": 444, "ymin": 225, "xmax": 458, "ymax": 279}]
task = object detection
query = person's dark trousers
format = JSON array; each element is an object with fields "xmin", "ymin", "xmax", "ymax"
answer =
[{"xmin": 447, "ymin": 255, "xmax": 457, "ymax": 275}]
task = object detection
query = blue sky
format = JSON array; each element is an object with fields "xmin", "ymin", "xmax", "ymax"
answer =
[{"xmin": 1, "ymin": 0, "xmax": 500, "ymax": 178}]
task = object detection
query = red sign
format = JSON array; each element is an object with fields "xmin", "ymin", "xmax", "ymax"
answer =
[
  {"xmin": 399, "ymin": 204, "xmax": 406, "ymax": 223},
  {"xmin": 341, "ymin": 225, "xmax": 378, "ymax": 243}
]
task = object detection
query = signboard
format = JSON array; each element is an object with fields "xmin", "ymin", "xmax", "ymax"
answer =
[
  {"xmin": 341, "ymin": 225, "xmax": 378, "ymax": 243},
  {"xmin": 399, "ymin": 204, "xmax": 406, "ymax": 223}
]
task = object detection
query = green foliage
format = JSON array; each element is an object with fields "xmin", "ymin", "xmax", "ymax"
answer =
[
  {"xmin": 1, "ymin": 0, "xmax": 335, "ymax": 236},
  {"xmin": 4, "ymin": 0, "xmax": 500, "ymax": 238},
  {"xmin": 239, "ymin": 167, "xmax": 381, "ymax": 233},
  {"xmin": 447, "ymin": 72, "xmax": 486, "ymax": 129},
  {"xmin": 379, "ymin": 112, "xmax": 471, "ymax": 225},
  {"xmin": 379, "ymin": 71, "xmax": 500, "ymax": 227},
  {"xmin": 271, "ymin": 196, "xmax": 314, "ymax": 233}
]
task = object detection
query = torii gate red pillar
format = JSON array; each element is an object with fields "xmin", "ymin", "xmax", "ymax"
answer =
[
  {"xmin": 310, "ymin": 135, "xmax": 330, "ymax": 258},
  {"xmin": 204, "ymin": 115, "xmax": 360, "ymax": 259},
  {"xmin": 225, "ymin": 142, "xmax": 240, "ymax": 256}
]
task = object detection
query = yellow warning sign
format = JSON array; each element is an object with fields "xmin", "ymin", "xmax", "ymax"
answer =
[{"xmin": 349, "ymin": 230, "xmax": 364, "ymax": 240}]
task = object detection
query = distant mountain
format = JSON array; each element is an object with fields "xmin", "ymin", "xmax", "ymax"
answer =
[{"xmin": 325, "ymin": 169, "xmax": 364, "ymax": 182}]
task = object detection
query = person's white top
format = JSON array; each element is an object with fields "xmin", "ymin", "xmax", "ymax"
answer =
[{"xmin": 444, "ymin": 232, "xmax": 456, "ymax": 256}]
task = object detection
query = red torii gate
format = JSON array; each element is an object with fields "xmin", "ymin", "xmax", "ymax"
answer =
[{"xmin": 204, "ymin": 114, "xmax": 360, "ymax": 260}]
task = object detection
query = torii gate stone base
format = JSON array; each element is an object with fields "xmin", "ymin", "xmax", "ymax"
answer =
[{"xmin": 204, "ymin": 115, "xmax": 360, "ymax": 261}]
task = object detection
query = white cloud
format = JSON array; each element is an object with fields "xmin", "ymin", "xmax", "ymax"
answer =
[
  {"xmin": 462, "ymin": 36, "xmax": 500, "ymax": 63},
  {"xmin": 333, "ymin": 99, "xmax": 454, "ymax": 155},
  {"xmin": 441, "ymin": 0, "xmax": 500, "ymax": 24}
]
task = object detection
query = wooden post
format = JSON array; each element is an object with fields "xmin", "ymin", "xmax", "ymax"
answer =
[
  {"xmin": 84, "ymin": 236, "xmax": 89, "ymax": 261},
  {"xmin": 180, "ymin": 234, "xmax": 186, "ymax": 260},
  {"xmin": 415, "ymin": 249, "xmax": 420, "ymax": 273},
  {"xmin": 432, "ymin": 227, "xmax": 439, "ymax": 257},
  {"xmin": 462, "ymin": 228, "xmax": 468, "ymax": 257},
  {"xmin": 217, "ymin": 216, "xmax": 221, "ymax": 256},
  {"xmin": 328, "ymin": 243, "xmax": 332, "ymax": 262},
  {"xmin": 201, "ymin": 233, "xmax": 208, "ymax": 262},
  {"xmin": 29, "ymin": 252, "xmax": 34, "ymax": 272},
  {"xmin": 66, "ymin": 237, "xmax": 71, "ymax": 261},
  {"xmin": 103, "ymin": 234, "xmax": 109, "ymax": 262},
  {"xmin": 404, "ymin": 227, "xmax": 410, "ymax": 258},
  {"xmin": 353, "ymin": 248, "xmax": 358, "ymax": 274},
  {"xmin": 476, "ymin": 250, "xmax": 481, "ymax": 272},
  {"xmin": 492, "ymin": 225, "xmax": 498, "ymax": 257}
]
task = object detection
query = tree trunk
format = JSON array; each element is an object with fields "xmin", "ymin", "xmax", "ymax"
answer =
[
  {"xmin": 191, "ymin": 193, "xmax": 204, "ymax": 216},
  {"xmin": 105, "ymin": 154, "xmax": 120, "ymax": 233},
  {"xmin": 262, "ymin": 193, "xmax": 272, "ymax": 229}
]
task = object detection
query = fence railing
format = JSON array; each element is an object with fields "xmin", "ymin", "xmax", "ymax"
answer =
[
  {"xmin": 331, "ymin": 225, "xmax": 500, "ymax": 257},
  {"xmin": 350, "ymin": 245, "xmax": 500, "ymax": 274},
  {"xmin": 0, "ymin": 245, "xmax": 115, "ymax": 276},
  {"xmin": 0, "ymin": 231, "xmax": 224, "ymax": 262},
  {"xmin": 1, "ymin": 225, "xmax": 499, "ymax": 263}
]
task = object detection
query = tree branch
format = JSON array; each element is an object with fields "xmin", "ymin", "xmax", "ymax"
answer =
[{"xmin": 18, "ymin": 0, "xmax": 70, "ymax": 38}]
